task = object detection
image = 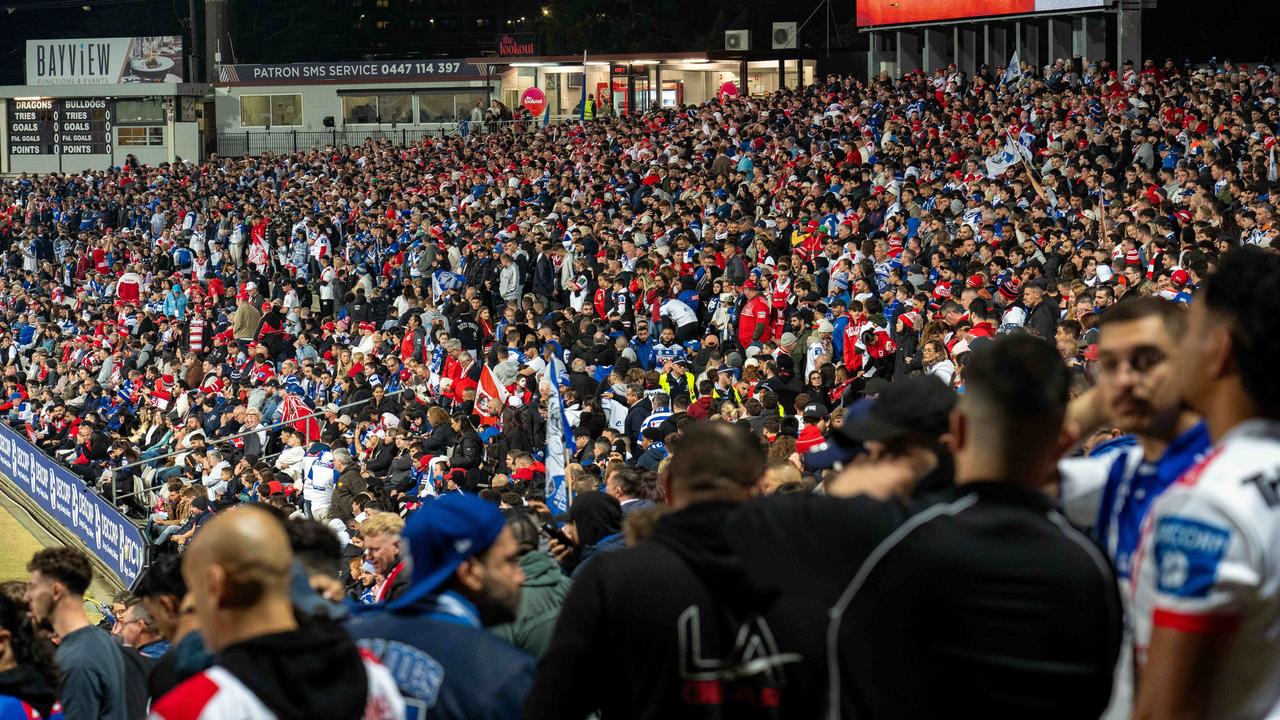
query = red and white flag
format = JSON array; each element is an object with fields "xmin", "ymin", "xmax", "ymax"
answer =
[
  {"xmin": 281, "ymin": 393, "xmax": 320, "ymax": 442},
  {"xmin": 476, "ymin": 364, "xmax": 509, "ymax": 426}
]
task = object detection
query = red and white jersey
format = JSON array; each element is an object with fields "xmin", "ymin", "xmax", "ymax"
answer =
[
  {"xmin": 1130, "ymin": 419, "xmax": 1280, "ymax": 719},
  {"xmin": 149, "ymin": 655, "xmax": 404, "ymax": 720}
]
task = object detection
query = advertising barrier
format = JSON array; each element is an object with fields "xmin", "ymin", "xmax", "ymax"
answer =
[
  {"xmin": 0, "ymin": 422, "xmax": 146, "ymax": 588},
  {"xmin": 857, "ymin": 0, "xmax": 1106, "ymax": 27}
]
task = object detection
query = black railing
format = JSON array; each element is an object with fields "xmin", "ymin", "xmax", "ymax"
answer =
[{"xmin": 214, "ymin": 126, "xmax": 462, "ymax": 156}]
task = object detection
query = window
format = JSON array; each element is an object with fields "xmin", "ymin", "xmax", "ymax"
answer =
[
  {"xmin": 376, "ymin": 0, "xmax": 389, "ymax": 5},
  {"xmin": 341, "ymin": 94, "xmax": 412, "ymax": 124},
  {"xmin": 238, "ymin": 94, "xmax": 302, "ymax": 127},
  {"xmin": 342, "ymin": 95, "xmax": 379, "ymax": 123},
  {"xmin": 475, "ymin": 17, "xmax": 492, "ymax": 27},
  {"xmin": 118, "ymin": 127, "xmax": 164, "ymax": 146},
  {"xmin": 416, "ymin": 90, "xmax": 490, "ymax": 122},
  {"xmin": 379, "ymin": 94, "xmax": 412, "ymax": 123},
  {"xmin": 114, "ymin": 99, "xmax": 165, "ymax": 125},
  {"xmin": 376, "ymin": 19, "xmax": 390, "ymax": 29}
]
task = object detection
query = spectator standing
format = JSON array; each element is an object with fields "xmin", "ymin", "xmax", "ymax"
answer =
[
  {"xmin": 131, "ymin": 554, "xmax": 210, "ymax": 703},
  {"xmin": 0, "ymin": 583, "xmax": 61, "ymax": 720},
  {"xmin": 361, "ymin": 513, "xmax": 409, "ymax": 604},
  {"xmin": 526, "ymin": 422, "xmax": 824, "ymax": 720},
  {"xmin": 24, "ymin": 548, "xmax": 126, "ymax": 720},
  {"xmin": 1132, "ymin": 249, "xmax": 1280, "ymax": 719},
  {"xmin": 490, "ymin": 511, "xmax": 571, "ymax": 657},
  {"xmin": 149, "ymin": 506, "xmax": 403, "ymax": 719},
  {"xmin": 833, "ymin": 335, "xmax": 1121, "ymax": 719},
  {"xmin": 1057, "ymin": 297, "xmax": 1209, "ymax": 719},
  {"xmin": 348, "ymin": 494, "xmax": 532, "ymax": 720}
]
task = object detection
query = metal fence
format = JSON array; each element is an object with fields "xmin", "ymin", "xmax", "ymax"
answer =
[{"xmin": 214, "ymin": 119, "xmax": 558, "ymax": 157}]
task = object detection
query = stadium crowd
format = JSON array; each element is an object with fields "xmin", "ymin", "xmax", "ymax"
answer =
[{"xmin": 0, "ymin": 50, "xmax": 1273, "ymax": 719}]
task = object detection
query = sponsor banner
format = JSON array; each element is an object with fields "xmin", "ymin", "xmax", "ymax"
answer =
[
  {"xmin": 857, "ymin": 0, "xmax": 1106, "ymax": 27},
  {"xmin": 495, "ymin": 33, "xmax": 540, "ymax": 58},
  {"xmin": 26, "ymin": 36, "xmax": 184, "ymax": 85},
  {"xmin": 0, "ymin": 422, "xmax": 146, "ymax": 588},
  {"xmin": 216, "ymin": 59, "xmax": 482, "ymax": 85}
]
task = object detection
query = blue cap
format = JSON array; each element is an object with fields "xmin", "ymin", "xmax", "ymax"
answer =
[{"xmin": 385, "ymin": 493, "xmax": 505, "ymax": 612}]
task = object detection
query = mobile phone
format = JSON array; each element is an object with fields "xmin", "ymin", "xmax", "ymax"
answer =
[{"xmin": 540, "ymin": 521, "xmax": 573, "ymax": 547}]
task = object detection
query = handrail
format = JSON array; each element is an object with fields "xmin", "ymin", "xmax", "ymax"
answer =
[{"xmin": 104, "ymin": 386, "xmax": 414, "ymax": 504}]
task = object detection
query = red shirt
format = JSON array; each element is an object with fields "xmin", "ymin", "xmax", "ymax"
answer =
[{"xmin": 738, "ymin": 295, "xmax": 772, "ymax": 348}]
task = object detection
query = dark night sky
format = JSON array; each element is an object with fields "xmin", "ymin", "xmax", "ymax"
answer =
[{"xmin": 0, "ymin": 0, "xmax": 1275, "ymax": 85}]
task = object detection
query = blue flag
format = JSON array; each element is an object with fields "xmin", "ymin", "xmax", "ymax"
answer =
[
  {"xmin": 544, "ymin": 346, "xmax": 578, "ymax": 516},
  {"xmin": 1001, "ymin": 51, "xmax": 1023, "ymax": 87},
  {"xmin": 431, "ymin": 269, "xmax": 466, "ymax": 299}
]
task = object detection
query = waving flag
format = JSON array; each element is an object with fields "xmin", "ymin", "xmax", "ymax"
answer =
[
  {"xmin": 431, "ymin": 269, "xmax": 466, "ymax": 299},
  {"xmin": 427, "ymin": 344, "xmax": 446, "ymax": 397},
  {"xmin": 476, "ymin": 364, "xmax": 509, "ymax": 426},
  {"xmin": 543, "ymin": 345, "xmax": 578, "ymax": 516},
  {"xmin": 1017, "ymin": 128, "xmax": 1036, "ymax": 153},
  {"xmin": 1001, "ymin": 51, "xmax": 1023, "ymax": 87},
  {"xmin": 986, "ymin": 130, "xmax": 1033, "ymax": 177},
  {"xmin": 985, "ymin": 137, "xmax": 1021, "ymax": 177},
  {"xmin": 281, "ymin": 393, "xmax": 320, "ymax": 442}
]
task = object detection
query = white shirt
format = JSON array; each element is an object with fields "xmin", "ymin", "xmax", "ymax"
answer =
[
  {"xmin": 804, "ymin": 339, "xmax": 828, "ymax": 378},
  {"xmin": 1130, "ymin": 419, "xmax": 1280, "ymax": 718},
  {"xmin": 926, "ymin": 359, "xmax": 956, "ymax": 387},
  {"xmin": 302, "ymin": 449, "xmax": 337, "ymax": 505},
  {"xmin": 659, "ymin": 299, "xmax": 698, "ymax": 328},
  {"xmin": 313, "ymin": 268, "xmax": 333, "ymax": 304}
]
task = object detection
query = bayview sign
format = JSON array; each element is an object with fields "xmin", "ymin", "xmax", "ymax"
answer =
[{"xmin": 26, "ymin": 36, "xmax": 184, "ymax": 85}]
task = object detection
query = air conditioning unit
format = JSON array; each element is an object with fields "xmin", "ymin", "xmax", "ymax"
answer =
[
  {"xmin": 725, "ymin": 30, "xmax": 750, "ymax": 51},
  {"xmin": 772, "ymin": 22, "xmax": 797, "ymax": 50}
]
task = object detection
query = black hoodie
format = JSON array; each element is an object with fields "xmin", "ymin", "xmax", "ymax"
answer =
[
  {"xmin": 526, "ymin": 502, "xmax": 824, "ymax": 720},
  {"xmin": 217, "ymin": 622, "xmax": 368, "ymax": 720},
  {"xmin": 0, "ymin": 666, "xmax": 58, "ymax": 720}
]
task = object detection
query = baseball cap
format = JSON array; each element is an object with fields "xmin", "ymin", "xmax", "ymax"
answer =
[
  {"xmin": 805, "ymin": 375, "xmax": 954, "ymax": 470},
  {"xmin": 802, "ymin": 403, "xmax": 828, "ymax": 420},
  {"xmin": 384, "ymin": 493, "xmax": 505, "ymax": 611},
  {"xmin": 840, "ymin": 375, "xmax": 955, "ymax": 443}
]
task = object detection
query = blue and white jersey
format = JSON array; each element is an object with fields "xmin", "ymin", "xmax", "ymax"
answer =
[
  {"xmin": 639, "ymin": 410, "xmax": 672, "ymax": 441},
  {"xmin": 651, "ymin": 342, "xmax": 687, "ymax": 367},
  {"xmin": 301, "ymin": 445, "xmax": 336, "ymax": 503},
  {"xmin": 1058, "ymin": 423, "xmax": 1210, "ymax": 581}
]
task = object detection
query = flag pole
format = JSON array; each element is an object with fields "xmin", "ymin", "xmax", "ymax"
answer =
[{"xmin": 580, "ymin": 49, "xmax": 588, "ymax": 121}]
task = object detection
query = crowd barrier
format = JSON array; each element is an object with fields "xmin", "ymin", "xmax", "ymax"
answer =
[{"xmin": 0, "ymin": 422, "xmax": 147, "ymax": 589}]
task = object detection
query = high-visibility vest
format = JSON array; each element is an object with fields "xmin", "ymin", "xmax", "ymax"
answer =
[{"xmin": 584, "ymin": 97, "xmax": 595, "ymax": 120}]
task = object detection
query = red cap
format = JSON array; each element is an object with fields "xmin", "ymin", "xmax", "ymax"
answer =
[
  {"xmin": 965, "ymin": 274, "xmax": 985, "ymax": 289},
  {"xmin": 933, "ymin": 282, "xmax": 953, "ymax": 300},
  {"xmin": 161, "ymin": 374, "xmax": 174, "ymax": 387},
  {"xmin": 1170, "ymin": 269, "xmax": 1190, "ymax": 288},
  {"xmin": 261, "ymin": 302, "xmax": 273, "ymax": 311}
]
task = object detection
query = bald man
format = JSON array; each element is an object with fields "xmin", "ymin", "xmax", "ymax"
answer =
[{"xmin": 150, "ymin": 506, "xmax": 405, "ymax": 720}]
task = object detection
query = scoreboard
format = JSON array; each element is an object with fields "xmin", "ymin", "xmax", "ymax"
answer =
[
  {"xmin": 7, "ymin": 98, "xmax": 113, "ymax": 156},
  {"xmin": 8, "ymin": 98, "xmax": 54, "ymax": 155},
  {"xmin": 56, "ymin": 99, "xmax": 112, "ymax": 155}
]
